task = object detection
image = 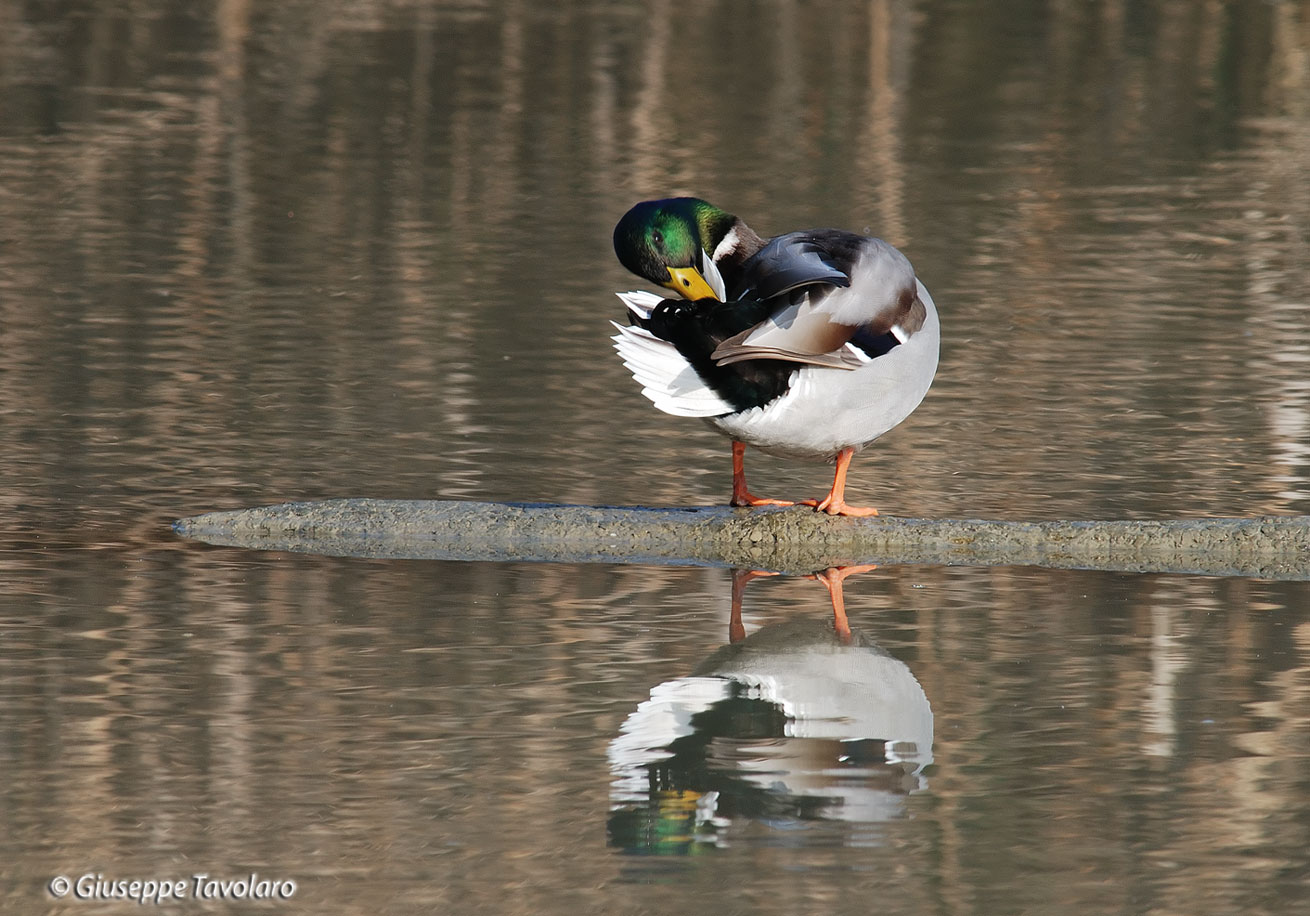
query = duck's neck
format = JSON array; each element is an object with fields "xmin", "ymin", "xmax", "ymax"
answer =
[{"xmin": 709, "ymin": 218, "xmax": 766, "ymax": 290}]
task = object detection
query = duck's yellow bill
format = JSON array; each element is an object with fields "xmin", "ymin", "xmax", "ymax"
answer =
[{"xmin": 665, "ymin": 266, "xmax": 721, "ymax": 302}]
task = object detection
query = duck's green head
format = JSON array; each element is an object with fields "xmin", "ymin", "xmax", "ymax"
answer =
[{"xmin": 613, "ymin": 197, "xmax": 735, "ymax": 301}]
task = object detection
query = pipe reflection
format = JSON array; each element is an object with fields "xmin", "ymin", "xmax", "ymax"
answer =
[{"xmin": 608, "ymin": 568, "xmax": 932, "ymax": 854}]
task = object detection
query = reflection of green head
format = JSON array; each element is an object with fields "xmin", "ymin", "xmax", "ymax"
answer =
[{"xmin": 613, "ymin": 198, "xmax": 736, "ymax": 299}]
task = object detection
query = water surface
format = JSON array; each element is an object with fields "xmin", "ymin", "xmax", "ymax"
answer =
[{"xmin": 2, "ymin": 2, "xmax": 1308, "ymax": 914}]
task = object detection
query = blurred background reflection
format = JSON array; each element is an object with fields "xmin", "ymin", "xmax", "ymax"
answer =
[{"xmin": 2, "ymin": 2, "xmax": 1308, "ymax": 914}]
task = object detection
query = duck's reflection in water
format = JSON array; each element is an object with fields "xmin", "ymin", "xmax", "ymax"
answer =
[{"xmin": 608, "ymin": 569, "xmax": 932, "ymax": 854}]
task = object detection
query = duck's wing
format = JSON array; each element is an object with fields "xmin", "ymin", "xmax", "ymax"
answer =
[
  {"xmin": 611, "ymin": 320, "xmax": 739, "ymax": 417},
  {"xmin": 731, "ymin": 231, "xmax": 854, "ymax": 302},
  {"xmin": 619, "ymin": 295, "xmax": 797, "ymax": 414},
  {"xmin": 714, "ymin": 231, "xmax": 921, "ymax": 370},
  {"xmin": 612, "ymin": 291, "xmax": 739, "ymax": 417},
  {"xmin": 711, "ymin": 299, "xmax": 872, "ymax": 369},
  {"xmin": 616, "ymin": 290, "xmax": 666, "ymax": 322}
]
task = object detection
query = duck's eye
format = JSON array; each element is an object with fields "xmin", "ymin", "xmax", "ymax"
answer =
[{"xmin": 652, "ymin": 230, "xmax": 663, "ymax": 248}]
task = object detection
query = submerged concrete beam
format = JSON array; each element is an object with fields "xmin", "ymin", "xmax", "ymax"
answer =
[{"xmin": 172, "ymin": 499, "xmax": 1310, "ymax": 579}]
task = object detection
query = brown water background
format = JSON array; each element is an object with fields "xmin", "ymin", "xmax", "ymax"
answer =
[{"xmin": 2, "ymin": 2, "xmax": 1309, "ymax": 914}]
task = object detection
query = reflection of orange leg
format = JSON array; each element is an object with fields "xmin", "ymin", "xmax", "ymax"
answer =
[
  {"xmin": 729, "ymin": 568, "xmax": 779, "ymax": 643},
  {"xmin": 799, "ymin": 447, "xmax": 880, "ymax": 517},
  {"xmin": 730, "ymin": 441, "xmax": 794, "ymax": 508},
  {"xmin": 807, "ymin": 565, "xmax": 879, "ymax": 641}
]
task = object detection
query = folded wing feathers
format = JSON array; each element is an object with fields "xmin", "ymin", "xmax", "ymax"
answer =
[
  {"xmin": 735, "ymin": 236, "xmax": 851, "ymax": 301},
  {"xmin": 710, "ymin": 299, "xmax": 863, "ymax": 370},
  {"xmin": 713, "ymin": 344, "xmax": 865, "ymax": 370}
]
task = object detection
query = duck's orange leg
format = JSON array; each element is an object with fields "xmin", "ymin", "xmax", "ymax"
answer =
[
  {"xmin": 729, "ymin": 441, "xmax": 794, "ymax": 508},
  {"xmin": 800, "ymin": 447, "xmax": 879, "ymax": 517}
]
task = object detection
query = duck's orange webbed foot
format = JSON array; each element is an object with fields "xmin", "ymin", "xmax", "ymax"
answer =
[
  {"xmin": 731, "ymin": 492, "xmax": 796, "ymax": 508},
  {"xmin": 798, "ymin": 494, "xmax": 880, "ymax": 516},
  {"xmin": 800, "ymin": 447, "xmax": 880, "ymax": 516}
]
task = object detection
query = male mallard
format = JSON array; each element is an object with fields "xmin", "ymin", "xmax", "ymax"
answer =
[{"xmin": 611, "ymin": 197, "xmax": 939, "ymax": 516}]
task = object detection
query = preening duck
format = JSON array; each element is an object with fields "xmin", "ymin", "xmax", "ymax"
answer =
[{"xmin": 611, "ymin": 197, "xmax": 939, "ymax": 517}]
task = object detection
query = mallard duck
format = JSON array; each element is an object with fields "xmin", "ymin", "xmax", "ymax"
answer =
[{"xmin": 611, "ymin": 197, "xmax": 939, "ymax": 516}]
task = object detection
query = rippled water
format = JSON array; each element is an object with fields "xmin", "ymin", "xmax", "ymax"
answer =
[{"xmin": 2, "ymin": 2, "xmax": 1309, "ymax": 914}]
